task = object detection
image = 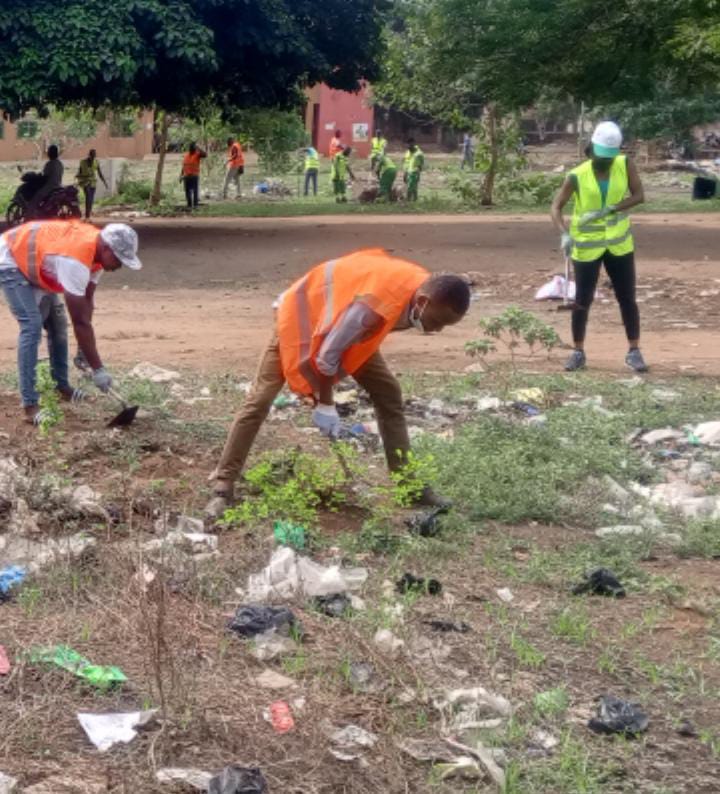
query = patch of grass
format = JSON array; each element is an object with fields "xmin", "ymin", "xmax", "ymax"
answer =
[
  {"xmin": 678, "ymin": 517, "xmax": 720, "ymax": 558},
  {"xmin": 550, "ymin": 604, "xmax": 594, "ymax": 646},
  {"xmin": 534, "ymin": 687, "xmax": 569, "ymax": 718},
  {"xmin": 510, "ymin": 630, "xmax": 546, "ymax": 669}
]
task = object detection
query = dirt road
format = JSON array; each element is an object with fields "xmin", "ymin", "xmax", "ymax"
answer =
[{"xmin": 1, "ymin": 212, "xmax": 719, "ymax": 376}]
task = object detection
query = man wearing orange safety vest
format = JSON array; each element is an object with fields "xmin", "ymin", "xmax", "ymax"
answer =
[
  {"xmin": 179, "ymin": 142, "xmax": 207, "ymax": 209},
  {"xmin": 328, "ymin": 129, "xmax": 344, "ymax": 159},
  {"xmin": 0, "ymin": 220, "xmax": 142, "ymax": 424},
  {"xmin": 204, "ymin": 249, "xmax": 471, "ymax": 519},
  {"xmin": 223, "ymin": 137, "xmax": 245, "ymax": 199}
]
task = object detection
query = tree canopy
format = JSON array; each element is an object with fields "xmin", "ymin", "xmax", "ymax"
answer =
[{"xmin": 0, "ymin": 0, "xmax": 388, "ymax": 118}]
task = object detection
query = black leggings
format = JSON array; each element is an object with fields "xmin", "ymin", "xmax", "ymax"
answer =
[{"xmin": 572, "ymin": 250, "xmax": 640, "ymax": 344}]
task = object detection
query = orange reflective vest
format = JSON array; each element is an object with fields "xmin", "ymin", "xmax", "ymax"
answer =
[
  {"xmin": 228, "ymin": 141, "xmax": 244, "ymax": 168},
  {"xmin": 277, "ymin": 249, "xmax": 429, "ymax": 396},
  {"xmin": 182, "ymin": 151, "xmax": 202, "ymax": 176},
  {"xmin": 328, "ymin": 137, "xmax": 344, "ymax": 158},
  {"xmin": 2, "ymin": 220, "xmax": 102, "ymax": 293}
]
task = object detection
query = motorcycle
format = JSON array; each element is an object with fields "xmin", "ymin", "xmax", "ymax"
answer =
[{"xmin": 5, "ymin": 167, "xmax": 82, "ymax": 227}]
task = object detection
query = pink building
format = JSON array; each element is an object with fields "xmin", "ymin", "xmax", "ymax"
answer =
[{"xmin": 304, "ymin": 83, "xmax": 375, "ymax": 159}]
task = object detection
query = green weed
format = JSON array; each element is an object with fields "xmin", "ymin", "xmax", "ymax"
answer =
[
  {"xmin": 36, "ymin": 361, "xmax": 63, "ymax": 436},
  {"xmin": 510, "ymin": 630, "xmax": 546, "ymax": 669},
  {"xmin": 551, "ymin": 605, "xmax": 594, "ymax": 646},
  {"xmin": 534, "ymin": 687, "xmax": 569, "ymax": 718}
]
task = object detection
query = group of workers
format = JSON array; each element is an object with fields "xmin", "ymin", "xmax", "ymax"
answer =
[{"xmin": 0, "ymin": 119, "xmax": 649, "ymax": 516}]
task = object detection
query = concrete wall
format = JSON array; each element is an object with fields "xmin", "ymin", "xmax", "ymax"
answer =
[
  {"xmin": 0, "ymin": 111, "xmax": 154, "ymax": 162},
  {"xmin": 305, "ymin": 84, "xmax": 374, "ymax": 159}
]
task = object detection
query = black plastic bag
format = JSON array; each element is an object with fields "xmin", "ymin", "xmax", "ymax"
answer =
[
  {"xmin": 588, "ymin": 695, "xmax": 648, "ymax": 736},
  {"xmin": 405, "ymin": 505, "xmax": 450, "ymax": 537},
  {"xmin": 227, "ymin": 604, "xmax": 297, "ymax": 638},
  {"xmin": 396, "ymin": 573, "xmax": 442, "ymax": 596},
  {"xmin": 209, "ymin": 765, "xmax": 268, "ymax": 794},
  {"xmin": 572, "ymin": 568, "xmax": 626, "ymax": 598},
  {"xmin": 424, "ymin": 619, "xmax": 470, "ymax": 633},
  {"xmin": 314, "ymin": 593, "xmax": 352, "ymax": 618}
]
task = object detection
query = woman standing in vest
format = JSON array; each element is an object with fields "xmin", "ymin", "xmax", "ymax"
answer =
[
  {"xmin": 179, "ymin": 142, "xmax": 207, "ymax": 209},
  {"xmin": 303, "ymin": 146, "xmax": 320, "ymax": 196},
  {"xmin": 551, "ymin": 121, "xmax": 647, "ymax": 372}
]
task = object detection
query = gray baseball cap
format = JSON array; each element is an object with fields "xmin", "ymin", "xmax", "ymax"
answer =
[{"xmin": 100, "ymin": 223, "xmax": 142, "ymax": 270}]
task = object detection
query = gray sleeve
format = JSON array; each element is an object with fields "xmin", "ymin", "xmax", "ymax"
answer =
[{"xmin": 316, "ymin": 302, "xmax": 383, "ymax": 376}]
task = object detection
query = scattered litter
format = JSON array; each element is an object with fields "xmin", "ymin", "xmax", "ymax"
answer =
[
  {"xmin": 77, "ymin": 709, "xmax": 158, "ymax": 751},
  {"xmin": 373, "ymin": 628, "xmax": 405, "ymax": 657},
  {"xmin": 1, "ymin": 532, "xmax": 96, "ymax": 574},
  {"xmin": 405, "ymin": 505, "xmax": 450, "ymax": 537},
  {"xmin": 435, "ymin": 686, "xmax": 512, "ymax": 733},
  {"xmin": 329, "ymin": 724, "xmax": 378, "ymax": 761},
  {"xmin": 128, "ymin": 362, "xmax": 180, "ymax": 382},
  {"xmin": 246, "ymin": 547, "xmax": 367, "ymax": 601},
  {"xmin": 651, "ymin": 388, "xmax": 679, "ymax": 402},
  {"xmin": 588, "ymin": 695, "xmax": 649, "ymax": 736},
  {"xmin": 476, "ymin": 396, "xmax": 503, "ymax": 412},
  {"xmin": 534, "ymin": 687, "xmax": 569, "ymax": 715},
  {"xmin": 0, "ymin": 566, "xmax": 26, "ymax": 600},
  {"xmin": 595, "ymin": 524, "xmax": 645, "ymax": 539},
  {"xmin": 511, "ymin": 401, "xmax": 541, "ymax": 417},
  {"xmin": 268, "ymin": 700, "xmax": 294, "ymax": 734},
  {"xmin": 496, "ymin": 587, "xmax": 514, "ymax": 603},
  {"xmin": 396, "ymin": 573, "xmax": 442, "ymax": 595},
  {"xmin": 397, "ymin": 737, "xmax": 457, "ymax": 763},
  {"xmin": 640, "ymin": 428, "xmax": 685, "ymax": 445},
  {"xmin": 530, "ymin": 729, "xmax": 559, "ymax": 754},
  {"xmin": 693, "ymin": 421, "xmax": 720, "ymax": 445},
  {"xmin": 535, "ymin": 275, "xmax": 576, "ymax": 301},
  {"xmin": 273, "ymin": 520, "xmax": 306, "ymax": 550},
  {"xmin": 424, "ymin": 619, "xmax": 470, "ymax": 633},
  {"xmin": 572, "ymin": 568, "xmax": 626, "ymax": 598},
  {"xmin": 254, "ymin": 669, "xmax": 296, "ymax": 690},
  {"xmin": 30, "ymin": 645, "xmax": 127, "ymax": 690},
  {"xmin": 0, "ymin": 646, "xmax": 10, "ymax": 676},
  {"xmin": 157, "ymin": 768, "xmax": 213, "ymax": 790},
  {"xmin": 443, "ymin": 737, "xmax": 507, "ymax": 787},
  {"xmin": 511, "ymin": 387, "xmax": 544, "ymax": 403},
  {"xmin": 252, "ymin": 630, "xmax": 297, "ymax": 661},
  {"xmin": 227, "ymin": 604, "xmax": 298, "ymax": 638},
  {"xmin": 272, "ymin": 393, "xmax": 298, "ymax": 409},
  {"xmin": 313, "ymin": 593, "xmax": 352, "ymax": 617},
  {"xmin": 348, "ymin": 662, "xmax": 384, "ymax": 693},
  {"xmin": 208, "ymin": 765, "xmax": 268, "ymax": 794},
  {"xmin": 0, "ymin": 772, "xmax": 18, "ymax": 794}
]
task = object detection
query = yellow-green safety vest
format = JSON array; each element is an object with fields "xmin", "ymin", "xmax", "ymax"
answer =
[
  {"xmin": 403, "ymin": 150, "xmax": 412, "ymax": 171},
  {"xmin": 378, "ymin": 155, "xmax": 396, "ymax": 176},
  {"xmin": 305, "ymin": 149, "xmax": 319, "ymax": 171},
  {"xmin": 371, "ymin": 136, "xmax": 387, "ymax": 157},
  {"xmin": 569, "ymin": 155, "xmax": 634, "ymax": 262},
  {"xmin": 407, "ymin": 148, "xmax": 424, "ymax": 174},
  {"xmin": 331, "ymin": 152, "xmax": 347, "ymax": 181}
]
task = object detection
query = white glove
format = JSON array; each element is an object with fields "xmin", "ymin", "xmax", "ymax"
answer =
[
  {"xmin": 92, "ymin": 367, "xmax": 113, "ymax": 393},
  {"xmin": 560, "ymin": 232, "xmax": 573, "ymax": 256},
  {"xmin": 579, "ymin": 206, "xmax": 615, "ymax": 225},
  {"xmin": 312, "ymin": 404, "xmax": 341, "ymax": 439}
]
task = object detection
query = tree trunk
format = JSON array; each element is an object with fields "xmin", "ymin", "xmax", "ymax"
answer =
[
  {"xmin": 150, "ymin": 110, "xmax": 170, "ymax": 206},
  {"xmin": 480, "ymin": 104, "xmax": 499, "ymax": 206}
]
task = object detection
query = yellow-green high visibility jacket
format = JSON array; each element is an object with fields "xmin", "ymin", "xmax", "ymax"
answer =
[
  {"xmin": 371, "ymin": 136, "xmax": 387, "ymax": 157},
  {"xmin": 304, "ymin": 148, "xmax": 319, "ymax": 171},
  {"xmin": 569, "ymin": 155, "xmax": 634, "ymax": 262}
]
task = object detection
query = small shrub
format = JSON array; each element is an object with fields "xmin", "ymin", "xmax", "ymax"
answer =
[
  {"xmin": 36, "ymin": 361, "xmax": 63, "ymax": 436},
  {"xmin": 117, "ymin": 178, "xmax": 154, "ymax": 204},
  {"xmin": 466, "ymin": 306, "xmax": 561, "ymax": 367}
]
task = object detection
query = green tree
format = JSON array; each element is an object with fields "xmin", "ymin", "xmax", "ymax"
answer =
[{"xmin": 0, "ymin": 0, "xmax": 388, "ymax": 202}]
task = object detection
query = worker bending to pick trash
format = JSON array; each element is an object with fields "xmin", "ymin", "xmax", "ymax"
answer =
[
  {"xmin": 0, "ymin": 220, "xmax": 142, "ymax": 424},
  {"xmin": 551, "ymin": 121, "xmax": 647, "ymax": 372},
  {"xmin": 205, "ymin": 249, "xmax": 471, "ymax": 519}
]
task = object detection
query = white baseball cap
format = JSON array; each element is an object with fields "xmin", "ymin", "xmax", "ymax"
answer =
[
  {"xmin": 100, "ymin": 223, "xmax": 142, "ymax": 270},
  {"xmin": 591, "ymin": 121, "xmax": 623, "ymax": 158}
]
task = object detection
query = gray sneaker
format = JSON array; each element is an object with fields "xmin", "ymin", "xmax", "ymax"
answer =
[
  {"xmin": 564, "ymin": 349, "xmax": 586, "ymax": 371},
  {"xmin": 625, "ymin": 348, "xmax": 648, "ymax": 373}
]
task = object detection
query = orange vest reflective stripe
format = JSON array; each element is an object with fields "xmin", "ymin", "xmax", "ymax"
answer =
[
  {"xmin": 277, "ymin": 249, "xmax": 429, "ymax": 396},
  {"xmin": 183, "ymin": 151, "xmax": 202, "ymax": 176},
  {"xmin": 329, "ymin": 138, "xmax": 343, "ymax": 158},
  {"xmin": 1, "ymin": 220, "xmax": 102, "ymax": 293},
  {"xmin": 228, "ymin": 142, "xmax": 244, "ymax": 168}
]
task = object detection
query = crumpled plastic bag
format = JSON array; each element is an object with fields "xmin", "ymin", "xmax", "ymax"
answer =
[
  {"xmin": 396, "ymin": 573, "xmax": 442, "ymax": 596},
  {"xmin": 0, "ymin": 566, "xmax": 26, "ymax": 600},
  {"xmin": 313, "ymin": 593, "xmax": 352, "ymax": 618},
  {"xmin": 405, "ymin": 505, "xmax": 450, "ymax": 537},
  {"xmin": 29, "ymin": 645, "xmax": 127, "ymax": 690},
  {"xmin": 572, "ymin": 568, "xmax": 626, "ymax": 598},
  {"xmin": 534, "ymin": 275, "xmax": 576, "ymax": 301},
  {"xmin": 227, "ymin": 605, "xmax": 298, "ymax": 638},
  {"xmin": 588, "ymin": 695, "xmax": 648, "ymax": 736},
  {"xmin": 208, "ymin": 765, "xmax": 268, "ymax": 794},
  {"xmin": 77, "ymin": 709, "xmax": 158, "ymax": 751},
  {"xmin": 424, "ymin": 619, "xmax": 470, "ymax": 633}
]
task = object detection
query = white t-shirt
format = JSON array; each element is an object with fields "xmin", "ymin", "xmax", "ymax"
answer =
[{"xmin": 0, "ymin": 237, "xmax": 102, "ymax": 297}]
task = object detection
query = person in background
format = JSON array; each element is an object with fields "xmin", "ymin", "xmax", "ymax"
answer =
[
  {"xmin": 460, "ymin": 132, "xmax": 474, "ymax": 169},
  {"xmin": 328, "ymin": 129, "xmax": 344, "ymax": 159},
  {"xmin": 32, "ymin": 144, "xmax": 64, "ymax": 208},
  {"xmin": 376, "ymin": 152, "xmax": 397, "ymax": 201},
  {"xmin": 304, "ymin": 146, "xmax": 320, "ymax": 196},
  {"xmin": 370, "ymin": 129, "xmax": 388, "ymax": 171},
  {"xmin": 551, "ymin": 120, "xmax": 647, "ymax": 372},
  {"xmin": 223, "ymin": 137, "xmax": 244, "ymax": 199},
  {"xmin": 405, "ymin": 139, "xmax": 425, "ymax": 201},
  {"xmin": 76, "ymin": 149, "xmax": 109, "ymax": 219},
  {"xmin": 204, "ymin": 248, "xmax": 472, "ymax": 520},
  {"xmin": 179, "ymin": 142, "xmax": 206, "ymax": 209},
  {"xmin": 331, "ymin": 146, "xmax": 355, "ymax": 203}
]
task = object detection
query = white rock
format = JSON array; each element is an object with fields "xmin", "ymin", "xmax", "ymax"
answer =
[
  {"xmin": 650, "ymin": 388, "xmax": 679, "ymax": 402},
  {"xmin": 0, "ymin": 772, "xmax": 18, "ymax": 794},
  {"xmin": 254, "ymin": 669, "xmax": 297, "ymax": 690},
  {"xmin": 156, "ymin": 768, "xmax": 213, "ymax": 790},
  {"xmin": 595, "ymin": 525, "xmax": 645, "ymax": 538},
  {"xmin": 69, "ymin": 485, "xmax": 107, "ymax": 519},
  {"xmin": 7, "ymin": 498, "xmax": 41, "ymax": 536},
  {"xmin": 374, "ymin": 628, "xmax": 405, "ymax": 657},
  {"xmin": 640, "ymin": 428, "xmax": 684, "ymax": 445},
  {"xmin": 694, "ymin": 421, "xmax": 720, "ymax": 445},
  {"xmin": 129, "ymin": 362, "xmax": 180, "ymax": 382},
  {"xmin": 329, "ymin": 724, "xmax": 378, "ymax": 761},
  {"xmin": 687, "ymin": 462, "xmax": 713, "ymax": 484},
  {"xmin": 0, "ymin": 533, "xmax": 95, "ymax": 573},
  {"xmin": 476, "ymin": 397, "xmax": 502, "ymax": 412},
  {"xmin": 532, "ymin": 729, "xmax": 559, "ymax": 751},
  {"xmin": 496, "ymin": 587, "xmax": 514, "ymax": 603}
]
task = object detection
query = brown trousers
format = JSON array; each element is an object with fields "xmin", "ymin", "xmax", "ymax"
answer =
[{"xmin": 212, "ymin": 335, "xmax": 411, "ymax": 490}]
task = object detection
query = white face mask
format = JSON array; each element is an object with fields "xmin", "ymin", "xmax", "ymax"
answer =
[{"xmin": 410, "ymin": 303, "xmax": 426, "ymax": 333}]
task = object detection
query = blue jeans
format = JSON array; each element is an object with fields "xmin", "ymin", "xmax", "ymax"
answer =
[{"xmin": 0, "ymin": 268, "xmax": 69, "ymax": 406}]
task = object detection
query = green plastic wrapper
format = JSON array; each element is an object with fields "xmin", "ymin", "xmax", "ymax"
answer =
[
  {"xmin": 29, "ymin": 645, "xmax": 127, "ymax": 690},
  {"xmin": 273, "ymin": 520, "xmax": 306, "ymax": 550}
]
